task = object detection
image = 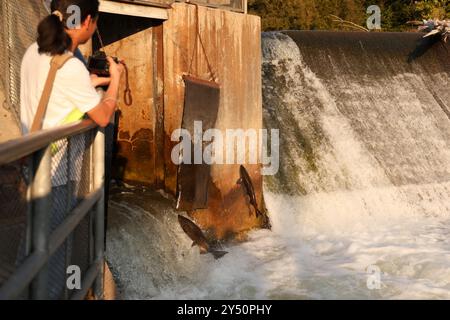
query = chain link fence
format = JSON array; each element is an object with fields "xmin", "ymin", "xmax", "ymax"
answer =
[
  {"xmin": 0, "ymin": 122, "xmax": 105, "ymax": 300},
  {"xmin": 0, "ymin": 159, "xmax": 30, "ymax": 292},
  {"xmin": 0, "ymin": 0, "xmax": 48, "ymax": 126},
  {"xmin": 46, "ymin": 132, "xmax": 94, "ymax": 299}
]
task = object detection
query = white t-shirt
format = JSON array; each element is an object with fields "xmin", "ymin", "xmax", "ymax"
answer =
[
  {"xmin": 20, "ymin": 42, "xmax": 101, "ymax": 134},
  {"xmin": 20, "ymin": 43, "xmax": 101, "ymax": 186}
]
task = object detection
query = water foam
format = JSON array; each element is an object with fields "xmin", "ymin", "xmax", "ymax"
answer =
[{"xmin": 106, "ymin": 32, "xmax": 450, "ymax": 300}]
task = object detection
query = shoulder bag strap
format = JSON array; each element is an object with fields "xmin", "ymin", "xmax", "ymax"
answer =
[{"xmin": 30, "ymin": 53, "xmax": 73, "ymax": 133}]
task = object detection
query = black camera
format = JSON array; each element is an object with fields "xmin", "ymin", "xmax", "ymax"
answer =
[{"xmin": 87, "ymin": 51, "xmax": 119, "ymax": 77}]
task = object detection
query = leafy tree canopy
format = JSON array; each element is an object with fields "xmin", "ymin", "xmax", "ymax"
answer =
[{"xmin": 248, "ymin": 0, "xmax": 450, "ymax": 31}]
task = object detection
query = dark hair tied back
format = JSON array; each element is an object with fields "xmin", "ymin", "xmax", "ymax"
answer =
[
  {"xmin": 37, "ymin": 14, "xmax": 72, "ymax": 55},
  {"xmin": 37, "ymin": 0, "xmax": 100, "ymax": 55}
]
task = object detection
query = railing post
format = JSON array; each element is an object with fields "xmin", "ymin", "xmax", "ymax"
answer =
[
  {"xmin": 30, "ymin": 146, "xmax": 52, "ymax": 300},
  {"xmin": 93, "ymin": 128, "xmax": 105, "ymax": 299}
]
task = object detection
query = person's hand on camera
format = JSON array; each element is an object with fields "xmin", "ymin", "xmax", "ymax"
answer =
[
  {"xmin": 90, "ymin": 74, "xmax": 111, "ymax": 87},
  {"xmin": 107, "ymin": 56, "xmax": 125, "ymax": 80}
]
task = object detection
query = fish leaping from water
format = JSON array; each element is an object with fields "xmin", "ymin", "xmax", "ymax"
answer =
[
  {"xmin": 238, "ymin": 165, "xmax": 263, "ymax": 218},
  {"xmin": 177, "ymin": 215, "xmax": 228, "ymax": 260},
  {"xmin": 237, "ymin": 165, "xmax": 271, "ymax": 229}
]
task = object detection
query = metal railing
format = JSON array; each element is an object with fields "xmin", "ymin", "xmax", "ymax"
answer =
[{"xmin": 0, "ymin": 119, "xmax": 105, "ymax": 300}]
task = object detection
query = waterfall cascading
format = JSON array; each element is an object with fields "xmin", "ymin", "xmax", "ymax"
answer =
[
  {"xmin": 262, "ymin": 31, "xmax": 450, "ymax": 227},
  {"xmin": 106, "ymin": 32, "xmax": 450, "ymax": 299}
]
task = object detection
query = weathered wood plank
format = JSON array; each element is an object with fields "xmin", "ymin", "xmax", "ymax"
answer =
[{"xmin": 100, "ymin": 0, "xmax": 169, "ymax": 19}]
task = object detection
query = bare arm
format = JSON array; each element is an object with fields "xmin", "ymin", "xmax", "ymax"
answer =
[
  {"xmin": 87, "ymin": 57, "xmax": 124, "ymax": 127},
  {"xmin": 90, "ymin": 74, "xmax": 111, "ymax": 88}
]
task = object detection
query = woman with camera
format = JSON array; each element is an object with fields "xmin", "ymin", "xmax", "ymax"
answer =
[
  {"xmin": 19, "ymin": 0, "xmax": 124, "ymax": 298},
  {"xmin": 20, "ymin": 0, "xmax": 124, "ymax": 134}
]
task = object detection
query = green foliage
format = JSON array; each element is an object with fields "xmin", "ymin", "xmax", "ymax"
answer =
[{"xmin": 248, "ymin": 0, "xmax": 450, "ymax": 31}]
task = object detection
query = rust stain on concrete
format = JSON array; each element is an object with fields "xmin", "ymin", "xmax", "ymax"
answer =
[
  {"xmin": 106, "ymin": 3, "xmax": 265, "ymax": 239},
  {"xmin": 113, "ymin": 129, "xmax": 155, "ymax": 184},
  {"xmin": 163, "ymin": 4, "xmax": 264, "ymax": 238}
]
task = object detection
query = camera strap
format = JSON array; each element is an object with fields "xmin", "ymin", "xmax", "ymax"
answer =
[
  {"xmin": 123, "ymin": 63, "xmax": 132, "ymax": 106},
  {"xmin": 30, "ymin": 53, "xmax": 74, "ymax": 133},
  {"xmin": 96, "ymin": 29, "xmax": 133, "ymax": 106}
]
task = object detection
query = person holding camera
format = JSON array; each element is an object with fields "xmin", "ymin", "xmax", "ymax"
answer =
[
  {"xmin": 20, "ymin": 0, "xmax": 124, "ymax": 134},
  {"xmin": 19, "ymin": 0, "xmax": 124, "ymax": 298}
]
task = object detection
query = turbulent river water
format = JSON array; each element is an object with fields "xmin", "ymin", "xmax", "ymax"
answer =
[{"xmin": 106, "ymin": 31, "xmax": 450, "ymax": 300}]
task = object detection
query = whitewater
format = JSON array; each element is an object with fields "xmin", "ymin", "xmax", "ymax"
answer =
[{"xmin": 106, "ymin": 31, "xmax": 450, "ymax": 300}]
